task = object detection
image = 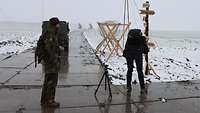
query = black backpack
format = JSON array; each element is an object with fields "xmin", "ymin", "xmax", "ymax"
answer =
[
  {"xmin": 35, "ymin": 21, "xmax": 69, "ymax": 67},
  {"xmin": 128, "ymin": 29, "xmax": 142, "ymax": 37},
  {"xmin": 42, "ymin": 21, "xmax": 70, "ymax": 50},
  {"xmin": 123, "ymin": 29, "xmax": 149, "ymax": 57},
  {"xmin": 127, "ymin": 29, "xmax": 143, "ymax": 43}
]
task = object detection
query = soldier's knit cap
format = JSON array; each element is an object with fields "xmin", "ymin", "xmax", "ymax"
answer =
[{"xmin": 49, "ymin": 17, "xmax": 60, "ymax": 26}]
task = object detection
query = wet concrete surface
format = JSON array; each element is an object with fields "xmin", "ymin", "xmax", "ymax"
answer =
[
  {"xmin": 0, "ymin": 30, "xmax": 200, "ymax": 113},
  {"xmin": 0, "ymin": 68, "xmax": 19, "ymax": 84},
  {"xmin": 115, "ymin": 81, "xmax": 200, "ymax": 102},
  {"xmin": 0, "ymin": 51, "xmax": 34, "ymax": 69}
]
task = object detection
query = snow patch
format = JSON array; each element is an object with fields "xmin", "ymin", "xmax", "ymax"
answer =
[
  {"xmin": 83, "ymin": 29, "xmax": 200, "ymax": 85},
  {"xmin": 0, "ymin": 31, "xmax": 40, "ymax": 55}
]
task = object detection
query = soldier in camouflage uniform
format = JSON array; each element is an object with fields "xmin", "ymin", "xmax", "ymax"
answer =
[{"xmin": 36, "ymin": 17, "xmax": 61, "ymax": 107}]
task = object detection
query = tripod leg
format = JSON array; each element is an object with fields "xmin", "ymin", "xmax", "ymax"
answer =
[
  {"xmin": 106, "ymin": 74, "xmax": 112, "ymax": 98},
  {"xmin": 95, "ymin": 73, "xmax": 105, "ymax": 95},
  {"xmin": 105, "ymin": 74, "xmax": 107, "ymax": 90}
]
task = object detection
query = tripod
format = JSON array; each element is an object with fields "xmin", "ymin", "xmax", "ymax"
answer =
[{"xmin": 94, "ymin": 64, "xmax": 112, "ymax": 98}]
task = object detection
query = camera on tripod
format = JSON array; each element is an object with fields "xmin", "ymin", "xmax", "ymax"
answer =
[{"xmin": 103, "ymin": 64, "xmax": 112, "ymax": 71}]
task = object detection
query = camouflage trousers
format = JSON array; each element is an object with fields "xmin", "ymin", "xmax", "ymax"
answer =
[{"xmin": 41, "ymin": 73, "xmax": 58, "ymax": 104}]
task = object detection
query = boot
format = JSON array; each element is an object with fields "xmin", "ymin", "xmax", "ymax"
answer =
[{"xmin": 127, "ymin": 76, "xmax": 132, "ymax": 92}]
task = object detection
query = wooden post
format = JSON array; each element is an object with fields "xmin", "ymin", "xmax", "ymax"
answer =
[
  {"xmin": 139, "ymin": 1, "xmax": 159, "ymax": 78},
  {"xmin": 144, "ymin": 1, "xmax": 150, "ymax": 75},
  {"xmin": 144, "ymin": 2, "xmax": 149, "ymax": 37}
]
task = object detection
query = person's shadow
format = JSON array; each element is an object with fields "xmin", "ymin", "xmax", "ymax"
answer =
[
  {"xmin": 41, "ymin": 107, "xmax": 56, "ymax": 113},
  {"xmin": 135, "ymin": 91, "xmax": 148, "ymax": 113},
  {"xmin": 95, "ymin": 96, "xmax": 112, "ymax": 113},
  {"xmin": 125, "ymin": 89, "xmax": 148, "ymax": 113},
  {"xmin": 125, "ymin": 92, "xmax": 132, "ymax": 113}
]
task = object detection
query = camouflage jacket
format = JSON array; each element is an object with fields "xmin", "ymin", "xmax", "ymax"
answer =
[{"xmin": 36, "ymin": 24, "xmax": 61, "ymax": 73}]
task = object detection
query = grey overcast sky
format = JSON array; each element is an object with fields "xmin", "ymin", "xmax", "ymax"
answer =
[{"xmin": 0, "ymin": 0, "xmax": 199, "ymax": 31}]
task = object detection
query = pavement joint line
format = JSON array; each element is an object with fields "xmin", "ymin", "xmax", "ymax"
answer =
[
  {"xmin": 2, "ymin": 61, "xmax": 35, "ymax": 84},
  {"xmin": 4, "ymin": 95, "xmax": 198, "ymax": 112},
  {"xmin": 165, "ymin": 96, "xmax": 200, "ymax": 101},
  {"xmin": 0, "ymin": 67, "xmax": 24, "ymax": 69},
  {"xmin": 0, "ymin": 49, "xmax": 32, "ymax": 63},
  {"xmin": 0, "ymin": 55, "xmax": 13, "ymax": 62},
  {"xmin": 49, "ymin": 96, "xmax": 200, "ymax": 109},
  {"xmin": 23, "ymin": 61, "xmax": 34, "ymax": 69},
  {"xmin": 3, "ymin": 71, "xmax": 22, "ymax": 84},
  {"xmin": 0, "ymin": 84, "xmax": 104, "ymax": 89},
  {"xmin": 0, "ymin": 61, "xmax": 34, "ymax": 70}
]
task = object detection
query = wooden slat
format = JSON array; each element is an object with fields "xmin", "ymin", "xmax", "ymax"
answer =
[
  {"xmin": 96, "ymin": 22, "xmax": 131, "ymax": 61},
  {"xmin": 140, "ymin": 9, "xmax": 155, "ymax": 15}
]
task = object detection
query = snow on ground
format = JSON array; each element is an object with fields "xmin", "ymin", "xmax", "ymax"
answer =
[
  {"xmin": 0, "ymin": 31, "xmax": 40, "ymax": 55},
  {"xmin": 0, "ymin": 23, "xmax": 84, "ymax": 56},
  {"xmin": 83, "ymin": 29, "xmax": 200, "ymax": 85}
]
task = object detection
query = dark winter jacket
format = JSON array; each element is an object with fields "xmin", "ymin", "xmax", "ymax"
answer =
[{"xmin": 123, "ymin": 29, "xmax": 149, "ymax": 57}]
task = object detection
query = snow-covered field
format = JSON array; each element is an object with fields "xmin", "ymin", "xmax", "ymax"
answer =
[
  {"xmin": 0, "ymin": 22, "xmax": 41, "ymax": 55},
  {"xmin": 83, "ymin": 29, "xmax": 200, "ymax": 85},
  {"xmin": 0, "ymin": 31, "xmax": 40, "ymax": 55}
]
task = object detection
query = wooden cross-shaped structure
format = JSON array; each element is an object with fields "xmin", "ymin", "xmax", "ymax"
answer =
[
  {"xmin": 140, "ymin": 1, "xmax": 160, "ymax": 79},
  {"xmin": 96, "ymin": 21, "xmax": 131, "ymax": 61}
]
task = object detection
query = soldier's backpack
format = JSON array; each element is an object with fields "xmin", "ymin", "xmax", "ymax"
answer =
[
  {"xmin": 35, "ymin": 21, "xmax": 70, "ymax": 67},
  {"xmin": 42, "ymin": 21, "xmax": 70, "ymax": 51}
]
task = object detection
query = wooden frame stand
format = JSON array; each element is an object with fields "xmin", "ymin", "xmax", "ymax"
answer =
[{"xmin": 96, "ymin": 21, "xmax": 131, "ymax": 61}]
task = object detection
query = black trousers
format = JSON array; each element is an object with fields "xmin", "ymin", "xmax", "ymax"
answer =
[
  {"xmin": 125, "ymin": 51, "xmax": 145, "ymax": 89},
  {"xmin": 41, "ymin": 73, "xmax": 58, "ymax": 104}
]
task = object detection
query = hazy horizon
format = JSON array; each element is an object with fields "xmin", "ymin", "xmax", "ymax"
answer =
[{"xmin": 0, "ymin": 0, "xmax": 200, "ymax": 31}]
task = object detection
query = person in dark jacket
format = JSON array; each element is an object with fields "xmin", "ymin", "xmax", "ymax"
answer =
[
  {"xmin": 123, "ymin": 29, "xmax": 149, "ymax": 92},
  {"xmin": 36, "ymin": 17, "xmax": 61, "ymax": 107}
]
